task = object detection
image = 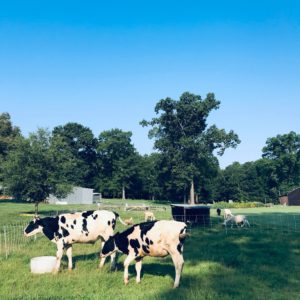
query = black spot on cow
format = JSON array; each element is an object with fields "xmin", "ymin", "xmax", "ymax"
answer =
[
  {"xmin": 140, "ymin": 221, "xmax": 157, "ymax": 240},
  {"xmin": 40, "ymin": 217, "xmax": 59, "ymax": 240},
  {"xmin": 71, "ymin": 225, "xmax": 74, "ymax": 229},
  {"xmin": 60, "ymin": 216, "xmax": 66, "ymax": 224},
  {"xmin": 180, "ymin": 226, "xmax": 187, "ymax": 235},
  {"xmin": 62, "ymin": 227, "xmax": 70, "ymax": 237},
  {"xmin": 177, "ymin": 243, "xmax": 183, "ymax": 254},
  {"xmin": 73, "ymin": 220, "xmax": 76, "ymax": 225},
  {"xmin": 58, "ymin": 233, "xmax": 63, "ymax": 239},
  {"xmin": 82, "ymin": 218, "xmax": 88, "ymax": 232},
  {"xmin": 93, "ymin": 214, "xmax": 98, "ymax": 220},
  {"xmin": 113, "ymin": 211, "xmax": 119, "ymax": 219},
  {"xmin": 150, "ymin": 240, "xmax": 153, "ymax": 245},
  {"xmin": 82, "ymin": 210, "xmax": 94, "ymax": 219},
  {"xmin": 142, "ymin": 244, "xmax": 150, "ymax": 254},
  {"xmin": 113, "ymin": 225, "xmax": 136, "ymax": 255},
  {"xmin": 112, "ymin": 219, "xmax": 116, "ymax": 230},
  {"xmin": 130, "ymin": 239, "xmax": 140, "ymax": 256},
  {"xmin": 108, "ymin": 220, "xmax": 111, "ymax": 226},
  {"xmin": 145, "ymin": 237, "xmax": 150, "ymax": 245},
  {"xmin": 66, "ymin": 224, "xmax": 69, "ymax": 228},
  {"xmin": 85, "ymin": 233, "xmax": 89, "ymax": 236},
  {"xmin": 102, "ymin": 236, "xmax": 116, "ymax": 255}
]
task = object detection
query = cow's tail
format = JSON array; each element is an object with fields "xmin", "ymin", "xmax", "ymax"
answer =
[
  {"xmin": 113, "ymin": 211, "xmax": 128, "ymax": 226},
  {"xmin": 179, "ymin": 225, "xmax": 190, "ymax": 240}
]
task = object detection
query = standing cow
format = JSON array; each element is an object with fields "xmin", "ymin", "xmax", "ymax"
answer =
[
  {"xmin": 24, "ymin": 210, "xmax": 125, "ymax": 273},
  {"xmin": 100, "ymin": 220, "xmax": 188, "ymax": 288}
]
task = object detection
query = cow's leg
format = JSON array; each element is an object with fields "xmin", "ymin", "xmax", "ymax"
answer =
[
  {"xmin": 53, "ymin": 243, "xmax": 63, "ymax": 274},
  {"xmin": 170, "ymin": 250, "xmax": 184, "ymax": 288},
  {"xmin": 99, "ymin": 241, "xmax": 107, "ymax": 268},
  {"xmin": 65, "ymin": 245, "xmax": 73, "ymax": 270},
  {"xmin": 110, "ymin": 251, "xmax": 117, "ymax": 271},
  {"xmin": 135, "ymin": 258, "xmax": 143, "ymax": 283},
  {"xmin": 123, "ymin": 254, "xmax": 135, "ymax": 285}
]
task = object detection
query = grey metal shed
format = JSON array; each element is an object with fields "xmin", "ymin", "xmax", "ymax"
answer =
[{"xmin": 47, "ymin": 186, "xmax": 93, "ymax": 205}]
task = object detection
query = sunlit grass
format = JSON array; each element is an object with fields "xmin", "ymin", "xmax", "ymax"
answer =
[{"xmin": 1, "ymin": 202, "xmax": 300, "ymax": 299}]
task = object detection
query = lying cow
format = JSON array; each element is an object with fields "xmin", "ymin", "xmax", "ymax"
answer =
[
  {"xmin": 223, "ymin": 214, "xmax": 250, "ymax": 228},
  {"xmin": 24, "ymin": 210, "xmax": 126, "ymax": 273},
  {"xmin": 100, "ymin": 220, "xmax": 187, "ymax": 288}
]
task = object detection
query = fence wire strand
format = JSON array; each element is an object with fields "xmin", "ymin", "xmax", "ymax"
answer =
[{"xmin": 1, "ymin": 213, "xmax": 300, "ymax": 258}]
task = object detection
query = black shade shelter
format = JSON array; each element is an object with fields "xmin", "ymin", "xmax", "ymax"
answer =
[{"xmin": 171, "ymin": 204, "xmax": 210, "ymax": 225}]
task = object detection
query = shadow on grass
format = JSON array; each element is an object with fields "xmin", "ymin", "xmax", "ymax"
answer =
[{"xmin": 153, "ymin": 227, "xmax": 300, "ymax": 299}]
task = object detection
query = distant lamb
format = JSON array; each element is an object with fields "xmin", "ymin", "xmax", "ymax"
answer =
[
  {"xmin": 224, "ymin": 209, "xmax": 234, "ymax": 220},
  {"xmin": 223, "ymin": 214, "xmax": 250, "ymax": 228},
  {"xmin": 124, "ymin": 217, "xmax": 134, "ymax": 225},
  {"xmin": 144, "ymin": 211, "xmax": 155, "ymax": 222}
]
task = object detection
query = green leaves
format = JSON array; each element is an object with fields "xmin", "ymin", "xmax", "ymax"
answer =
[{"xmin": 142, "ymin": 91, "xmax": 240, "ymax": 203}]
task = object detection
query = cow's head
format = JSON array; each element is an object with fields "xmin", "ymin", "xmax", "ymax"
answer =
[
  {"xmin": 24, "ymin": 217, "xmax": 43, "ymax": 237},
  {"xmin": 100, "ymin": 235, "xmax": 117, "ymax": 258}
]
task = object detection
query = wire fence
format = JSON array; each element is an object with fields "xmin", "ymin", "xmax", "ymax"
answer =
[{"xmin": 1, "ymin": 213, "xmax": 300, "ymax": 259}]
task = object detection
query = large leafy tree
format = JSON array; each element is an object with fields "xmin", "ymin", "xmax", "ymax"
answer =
[
  {"xmin": 2, "ymin": 129, "xmax": 72, "ymax": 213},
  {"xmin": 97, "ymin": 129, "xmax": 139, "ymax": 199},
  {"xmin": 141, "ymin": 92, "xmax": 240, "ymax": 204},
  {"xmin": 262, "ymin": 131, "xmax": 300, "ymax": 195},
  {"xmin": 138, "ymin": 153, "xmax": 162, "ymax": 200},
  {"xmin": 0, "ymin": 113, "xmax": 21, "ymax": 191},
  {"xmin": 52, "ymin": 123, "xmax": 98, "ymax": 188}
]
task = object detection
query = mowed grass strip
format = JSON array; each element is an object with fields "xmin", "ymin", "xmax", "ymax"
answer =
[{"xmin": 1, "ymin": 202, "xmax": 300, "ymax": 299}]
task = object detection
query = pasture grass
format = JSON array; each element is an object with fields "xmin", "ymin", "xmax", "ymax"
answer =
[{"xmin": 1, "ymin": 201, "xmax": 300, "ymax": 299}]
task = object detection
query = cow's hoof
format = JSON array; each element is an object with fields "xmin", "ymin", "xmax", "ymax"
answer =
[
  {"xmin": 68, "ymin": 269, "xmax": 72, "ymax": 272},
  {"xmin": 124, "ymin": 279, "xmax": 129, "ymax": 285}
]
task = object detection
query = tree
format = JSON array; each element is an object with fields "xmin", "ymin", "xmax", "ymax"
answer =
[
  {"xmin": 0, "ymin": 113, "xmax": 21, "ymax": 191},
  {"xmin": 2, "ymin": 129, "xmax": 72, "ymax": 213},
  {"xmin": 138, "ymin": 153, "xmax": 161, "ymax": 200},
  {"xmin": 97, "ymin": 129, "xmax": 139, "ymax": 199},
  {"xmin": 52, "ymin": 123, "xmax": 98, "ymax": 188},
  {"xmin": 262, "ymin": 131, "xmax": 300, "ymax": 195},
  {"xmin": 141, "ymin": 92, "xmax": 240, "ymax": 204}
]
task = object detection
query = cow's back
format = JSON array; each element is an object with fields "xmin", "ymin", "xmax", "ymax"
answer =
[{"xmin": 58, "ymin": 210, "xmax": 116, "ymax": 244}]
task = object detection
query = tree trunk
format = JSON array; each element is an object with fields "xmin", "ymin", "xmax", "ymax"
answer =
[
  {"xmin": 34, "ymin": 202, "xmax": 39, "ymax": 217},
  {"xmin": 190, "ymin": 180, "xmax": 195, "ymax": 205},
  {"xmin": 122, "ymin": 185, "xmax": 126, "ymax": 200}
]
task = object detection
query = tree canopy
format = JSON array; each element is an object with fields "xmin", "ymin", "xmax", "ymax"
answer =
[{"xmin": 141, "ymin": 92, "xmax": 240, "ymax": 203}]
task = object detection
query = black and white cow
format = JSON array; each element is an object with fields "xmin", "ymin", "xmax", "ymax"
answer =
[
  {"xmin": 24, "ymin": 210, "xmax": 125, "ymax": 273},
  {"xmin": 100, "ymin": 220, "xmax": 187, "ymax": 288}
]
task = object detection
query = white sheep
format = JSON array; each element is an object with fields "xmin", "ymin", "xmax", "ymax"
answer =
[
  {"xmin": 224, "ymin": 208, "xmax": 234, "ymax": 220},
  {"xmin": 223, "ymin": 214, "xmax": 250, "ymax": 228}
]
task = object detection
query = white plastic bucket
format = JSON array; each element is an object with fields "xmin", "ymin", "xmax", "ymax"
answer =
[{"xmin": 30, "ymin": 256, "xmax": 56, "ymax": 274}]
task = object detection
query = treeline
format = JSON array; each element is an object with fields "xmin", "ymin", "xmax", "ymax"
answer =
[{"xmin": 1, "ymin": 92, "xmax": 300, "ymax": 204}]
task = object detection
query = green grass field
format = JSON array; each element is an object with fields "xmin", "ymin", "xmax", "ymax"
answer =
[{"xmin": 1, "ymin": 201, "xmax": 300, "ymax": 300}]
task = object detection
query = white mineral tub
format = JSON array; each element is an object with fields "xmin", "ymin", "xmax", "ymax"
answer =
[{"xmin": 30, "ymin": 256, "xmax": 56, "ymax": 274}]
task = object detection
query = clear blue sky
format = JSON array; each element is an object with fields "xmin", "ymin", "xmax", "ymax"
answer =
[{"xmin": 1, "ymin": 1, "xmax": 300, "ymax": 168}]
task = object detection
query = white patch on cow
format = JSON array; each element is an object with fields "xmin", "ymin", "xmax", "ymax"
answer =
[{"xmin": 24, "ymin": 225, "xmax": 43, "ymax": 237}]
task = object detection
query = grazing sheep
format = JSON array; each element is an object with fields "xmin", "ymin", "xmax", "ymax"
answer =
[
  {"xmin": 144, "ymin": 211, "xmax": 155, "ymax": 222},
  {"xmin": 223, "ymin": 214, "xmax": 250, "ymax": 228},
  {"xmin": 124, "ymin": 217, "xmax": 134, "ymax": 225},
  {"xmin": 224, "ymin": 208, "xmax": 234, "ymax": 220}
]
